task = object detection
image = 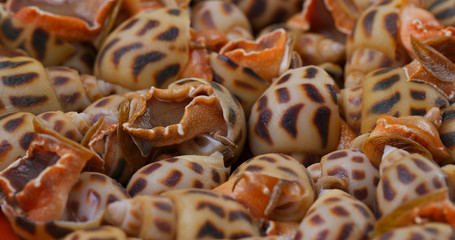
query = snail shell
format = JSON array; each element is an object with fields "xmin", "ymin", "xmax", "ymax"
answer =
[{"xmin": 249, "ymin": 66, "xmax": 340, "ymax": 156}]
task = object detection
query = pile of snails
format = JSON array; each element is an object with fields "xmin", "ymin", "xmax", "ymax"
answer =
[{"xmin": 1, "ymin": 0, "xmax": 455, "ymax": 239}]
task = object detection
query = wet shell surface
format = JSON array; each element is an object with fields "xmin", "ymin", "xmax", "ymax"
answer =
[
  {"xmin": 249, "ymin": 66, "xmax": 340, "ymax": 156},
  {"xmin": 294, "ymin": 189, "xmax": 376, "ymax": 240},
  {"xmin": 126, "ymin": 153, "xmax": 230, "ymax": 196},
  {"xmin": 95, "ymin": 7, "xmax": 190, "ymax": 90}
]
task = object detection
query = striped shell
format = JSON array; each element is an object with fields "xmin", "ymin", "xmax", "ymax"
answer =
[
  {"xmin": 124, "ymin": 78, "xmax": 246, "ymax": 164},
  {"xmin": 340, "ymin": 85, "xmax": 362, "ymax": 134},
  {"xmin": 249, "ymin": 66, "xmax": 340, "ymax": 156},
  {"xmin": 319, "ymin": 149, "xmax": 379, "ymax": 209},
  {"xmin": 360, "ymin": 67, "xmax": 448, "ymax": 133},
  {"xmin": 126, "ymin": 153, "xmax": 229, "ymax": 196},
  {"xmin": 95, "ymin": 7, "xmax": 190, "ymax": 90},
  {"xmin": 376, "ymin": 153, "xmax": 448, "ymax": 217},
  {"xmin": 294, "ymin": 189, "xmax": 376, "ymax": 240},
  {"xmin": 106, "ymin": 189, "xmax": 260, "ymax": 239},
  {"xmin": 216, "ymin": 153, "xmax": 315, "ymax": 222},
  {"xmin": 191, "ymin": 1, "xmax": 253, "ymax": 40}
]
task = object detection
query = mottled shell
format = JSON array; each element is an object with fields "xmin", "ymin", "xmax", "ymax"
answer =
[
  {"xmin": 126, "ymin": 153, "xmax": 229, "ymax": 196},
  {"xmin": 346, "ymin": 0, "xmax": 409, "ymax": 70},
  {"xmin": 191, "ymin": 1, "xmax": 252, "ymax": 39},
  {"xmin": 320, "ymin": 149, "xmax": 379, "ymax": 209},
  {"xmin": 124, "ymin": 79, "xmax": 246, "ymax": 163},
  {"xmin": 64, "ymin": 172, "xmax": 130, "ymax": 223},
  {"xmin": 294, "ymin": 189, "xmax": 376, "ymax": 240},
  {"xmin": 361, "ymin": 67, "xmax": 448, "ymax": 133},
  {"xmin": 0, "ymin": 15, "xmax": 76, "ymax": 66},
  {"xmin": 62, "ymin": 226, "xmax": 129, "ymax": 240},
  {"xmin": 210, "ymin": 52, "xmax": 269, "ymax": 116},
  {"xmin": 163, "ymin": 189, "xmax": 260, "ymax": 239},
  {"xmin": 228, "ymin": 0, "xmax": 303, "ymax": 31},
  {"xmin": 0, "ymin": 56, "xmax": 63, "ymax": 115},
  {"xmin": 95, "ymin": 8, "xmax": 190, "ymax": 90},
  {"xmin": 37, "ymin": 111, "xmax": 84, "ymax": 142},
  {"xmin": 376, "ymin": 153, "xmax": 448, "ymax": 217},
  {"xmin": 45, "ymin": 67, "xmax": 92, "ymax": 112},
  {"xmin": 249, "ymin": 66, "xmax": 340, "ymax": 156},
  {"xmin": 340, "ymin": 85, "xmax": 362, "ymax": 134},
  {"xmin": 372, "ymin": 223, "xmax": 455, "ymax": 240},
  {"xmin": 227, "ymin": 153, "xmax": 316, "ymax": 221},
  {"xmin": 0, "ymin": 112, "xmax": 36, "ymax": 170},
  {"xmin": 440, "ymin": 104, "xmax": 455, "ymax": 163},
  {"xmin": 105, "ymin": 195, "xmax": 177, "ymax": 240},
  {"xmin": 79, "ymin": 74, "xmax": 130, "ymax": 103}
]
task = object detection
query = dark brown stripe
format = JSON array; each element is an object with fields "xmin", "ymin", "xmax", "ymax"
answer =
[
  {"xmin": 19, "ymin": 132, "xmax": 35, "ymax": 150},
  {"xmin": 276, "ymin": 87, "xmax": 290, "ymax": 103},
  {"xmin": 133, "ymin": 51, "xmax": 166, "ymax": 77},
  {"xmin": 197, "ymin": 202, "xmax": 225, "ymax": 217},
  {"xmin": 155, "ymin": 64, "xmax": 180, "ymax": 87},
  {"xmin": 302, "ymin": 84, "xmax": 324, "ymax": 103},
  {"xmin": 245, "ymin": 165, "xmax": 263, "ymax": 172},
  {"xmin": 384, "ymin": 13, "xmax": 399, "ymax": 40},
  {"xmin": 120, "ymin": 18, "xmax": 139, "ymax": 31},
  {"xmin": 369, "ymin": 92, "xmax": 400, "ymax": 113},
  {"xmin": 382, "ymin": 177, "xmax": 396, "ymax": 201},
  {"xmin": 128, "ymin": 178, "xmax": 147, "ymax": 196},
  {"xmin": 363, "ymin": 10, "xmax": 377, "ymax": 37},
  {"xmin": 0, "ymin": 60, "xmax": 30, "ymax": 69},
  {"xmin": 372, "ymin": 68, "xmax": 393, "ymax": 76},
  {"xmin": 410, "ymin": 108, "xmax": 426, "ymax": 116},
  {"xmin": 372, "ymin": 74, "xmax": 399, "ymax": 91},
  {"xmin": 97, "ymin": 38, "xmax": 120, "ymax": 66},
  {"xmin": 397, "ymin": 164, "xmax": 416, "ymax": 184},
  {"xmin": 202, "ymin": 10, "xmax": 216, "ymax": 28},
  {"xmin": 310, "ymin": 214, "xmax": 325, "ymax": 225},
  {"xmin": 229, "ymin": 210, "xmax": 253, "ymax": 223},
  {"xmin": 157, "ymin": 27, "xmax": 179, "ymax": 41},
  {"xmin": 276, "ymin": 73, "xmax": 291, "ymax": 84},
  {"xmin": 326, "ymin": 84, "xmax": 337, "ymax": 104},
  {"xmin": 10, "ymin": 95, "xmax": 48, "ymax": 107},
  {"xmin": 190, "ymin": 162, "xmax": 203, "ymax": 174},
  {"xmin": 60, "ymin": 92, "xmax": 80, "ymax": 105},
  {"xmin": 197, "ymin": 221, "xmax": 224, "ymax": 238},
  {"xmin": 280, "ymin": 103, "xmax": 304, "ymax": 138},
  {"xmin": 415, "ymin": 183, "xmax": 429, "ymax": 195},
  {"xmin": 331, "ymin": 206, "xmax": 349, "ymax": 217},
  {"xmin": 327, "ymin": 151, "xmax": 347, "ymax": 160},
  {"xmin": 233, "ymin": 80, "xmax": 257, "ymax": 90},
  {"xmin": 155, "ymin": 219, "xmax": 172, "ymax": 233},
  {"xmin": 313, "ymin": 106, "xmax": 331, "ymax": 148},
  {"xmin": 255, "ymin": 108, "xmax": 273, "ymax": 144},
  {"xmin": 154, "ymin": 201, "xmax": 173, "ymax": 212},
  {"xmin": 228, "ymin": 108, "xmax": 236, "ymax": 125},
  {"xmin": 16, "ymin": 217, "xmax": 35, "ymax": 234},
  {"xmin": 0, "ymin": 140, "xmax": 12, "ymax": 157},
  {"xmin": 441, "ymin": 132, "xmax": 455, "ymax": 147},
  {"xmin": 248, "ymin": 0, "xmax": 266, "ymax": 18},
  {"xmin": 45, "ymin": 222, "xmax": 72, "ymax": 238},
  {"xmin": 4, "ymin": 117, "xmax": 23, "ymax": 132},
  {"xmin": 278, "ymin": 166, "xmax": 298, "ymax": 176},
  {"xmin": 32, "ymin": 28, "xmax": 49, "ymax": 61},
  {"xmin": 353, "ymin": 187, "xmax": 368, "ymax": 200},
  {"xmin": 113, "ymin": 43, "xmax": 143, "ymax": 66},
  {"xmin": 412, "ymin": 158, "xmax": 432, "ymax": 172},
  {"xmin": 162, "ymin": 170, "xmax": 182, "ymax": 187},
  {"xmin": 1, "ymin": 18, "xmax": 23, "ymax": 40},
  {"xmin": 410, "ymin": 90, "xmax": 425, "ymax": 100},
  {"xmin": 168, "ymin": 9, "xmax": 181, "ymax": 16},
  {"xmin": 52, "ymin": 76, "xmax": 70, "ymax": 86},
  {"xmin": 137, "ymin": 20, "xmax": 159, "ymax": 36},
  {"xmin": 337, "ymin": 223, "xmax": 354, "ymax": 240},
  {"xmin": 2, "ymin": 73, "xmax": 38, "ymax": 87},
  {"xmin": 304, "ymin": 67, "xmax": 318, "ymax": 78},
  {"xmin": 219, "ymin": 54, "xmax": 238, "ymax": 69}
]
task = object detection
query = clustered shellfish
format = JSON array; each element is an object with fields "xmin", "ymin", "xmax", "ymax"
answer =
[{"xmin": 4, "ymin": 0, "xmax": 455, "ymax": 239}]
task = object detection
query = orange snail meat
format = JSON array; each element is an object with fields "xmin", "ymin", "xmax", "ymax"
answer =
[
  {"xmin": 214, "ymin": 153, "xmax": 315, "ymax": 222},
  {"xmin": 363, "ymin": 114, "xmax": 451, "ymax": 165},
  {"xmin": 318, "ymin": 149, "xmax": 379, "ymax": 209},
  {"xmin": 219, "ymin": 28, "xmax": 292, "ymax": 83},
  {"xmin": 127, "ymin": 152, "xmax": 229, "ymax": 196},
  {"xmin": 123, "ymin": 78, "xmax": 246, "ymax": 164},
  {"xmin": 95, "ymin": 7, "xmax": 191, "ymax": 90},
  {"xmin": 360, "ymin": 67, "xmax": 448, "ymax": 133},
  {"xmin": 249, "ymin": 66, "xmax": 340, "ymax": 156},
  {"xmin": 293, "ymin": 189, "xmax": 376, "ymax": 240},
  {"xmin": 375, "ymin": 153, "xmax": 449, "ymax": 217},
  {"xmin": 105, "ymin": 189, "xmax": 260, "ymax": 239}
]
